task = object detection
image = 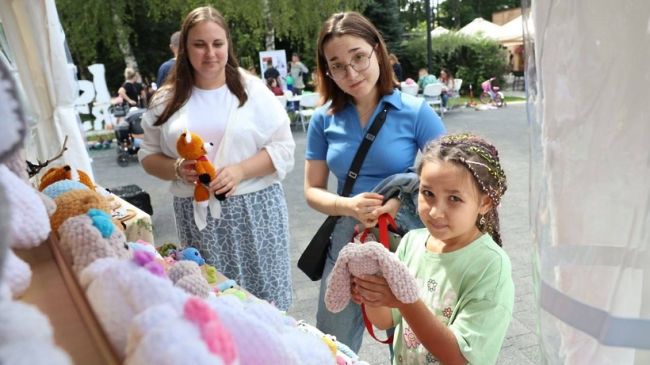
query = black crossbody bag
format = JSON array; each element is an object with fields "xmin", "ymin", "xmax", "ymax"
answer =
[{"xmin": 297, "ymin": 106, "xmax": 389, "ymax": 281}]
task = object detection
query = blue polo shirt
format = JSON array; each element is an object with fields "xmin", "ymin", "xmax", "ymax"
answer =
[{"xmin": 305, "ymin": 90, "xmax": 446, "ymax": 196}]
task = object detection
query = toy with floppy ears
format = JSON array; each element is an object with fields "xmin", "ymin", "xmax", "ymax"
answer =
[
  {"xmin": 176, "ymin": 130, "xmax": 227, "ymax": 202},
  {"xmin": 325, "ymin": 241, "xmax": 419, "ymax": 313}
]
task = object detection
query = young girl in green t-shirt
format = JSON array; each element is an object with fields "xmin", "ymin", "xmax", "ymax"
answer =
[{"xmin": 353, "ymin": 133, "xmax": 514, "ymax": 364}]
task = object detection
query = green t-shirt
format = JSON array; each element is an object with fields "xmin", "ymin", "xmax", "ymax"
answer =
[{"xmin": 391, "ymin": 229, "xmax": 514, "ymax": 365}]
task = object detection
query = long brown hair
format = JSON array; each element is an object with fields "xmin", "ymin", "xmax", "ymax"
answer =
[
  {"xmin": 154, "ymin": 6, "xmax": 247, "ymax": 126},
  {"xmin": 417, "ymin": 134, "xmax": 508, "ymax": 246},
  {"xmin": 315, "ymin": 12, "xmax": 398, "ymax": 114}
]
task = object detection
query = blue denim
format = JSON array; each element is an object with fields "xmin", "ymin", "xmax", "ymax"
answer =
[
  {"xmin": 316, "ymin": 216, "xmax": 364, "ymax": 352},
  {"xmin": 441, "ymin": 92, "xmax": 449, "ymax": 107}
]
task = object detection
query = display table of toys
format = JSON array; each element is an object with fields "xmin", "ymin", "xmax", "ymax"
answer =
[{"xmin": 3, "ymin": 161, "xmax": 369, "ymax": 365}]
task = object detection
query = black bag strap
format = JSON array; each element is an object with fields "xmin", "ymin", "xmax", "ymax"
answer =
[{"xmin": 340, "ymin": 105, "xmax": 389, "ymax": 198}]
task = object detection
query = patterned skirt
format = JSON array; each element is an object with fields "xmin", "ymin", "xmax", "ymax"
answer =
[{"xmin": 173, "ymin": 183, "xmax": 292, "ymax": 311}]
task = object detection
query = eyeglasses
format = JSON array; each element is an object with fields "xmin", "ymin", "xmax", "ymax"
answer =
[{"xmin": 326, "ymin": 48, "xmax": 375, "ymax": 80}]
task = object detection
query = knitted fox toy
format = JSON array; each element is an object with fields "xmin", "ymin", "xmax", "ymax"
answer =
[
  {"xmin": 38, "ymin": 165, "xmax": 94, "ymax": 191},
  {"xmin": 176, "ymin": 131, "xmax": 226, "ymax": 203}
]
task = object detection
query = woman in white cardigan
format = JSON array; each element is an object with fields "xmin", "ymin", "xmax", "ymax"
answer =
[{"xmin": 138, "ymin": 6, "xmax": 295, "ymax": 310}]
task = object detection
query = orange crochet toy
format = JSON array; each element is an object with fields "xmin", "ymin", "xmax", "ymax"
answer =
[
  {"xmin": 176, "ymin": 131, "xmax": 227, "ymax": 202},
  {"xmin": 38, "ymin": 165, "xmax": 94, "ymax": 191}
]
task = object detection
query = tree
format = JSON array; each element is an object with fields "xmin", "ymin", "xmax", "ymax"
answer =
[
  {"xmin": 437, "ymin": 0, "xmax": 519, "ymax": 29},
  {"xmin": 363, "ymin": 0, "xmax": 404, "ymax": 54},
  {"xmin": 57, "ymin": 0, "xmax": 370, "ymax": 92}
]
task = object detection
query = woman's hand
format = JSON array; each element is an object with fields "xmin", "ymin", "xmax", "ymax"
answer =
[
  {"xmin": 210, "ymin": 164, "xmax": 245, "ymax": 197},
  {"xmin": 176, "ymin": 159, "xmax": 198, "ymax": 184},
  {"xmin": 346, "ymin": 192, "xmax": 383, "ymax": 227},
  {"xmin": 353, "ymin": 275, "xmax": 403, "ymax": 308}
]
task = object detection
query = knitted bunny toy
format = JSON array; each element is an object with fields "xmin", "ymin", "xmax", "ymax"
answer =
[
  {"xmin": 125, "ymin": 297, "xmax": 237, "ymax": 365},
  {"xmin": 209, "ymin": 294, "xmax": 337, "ymax": 365},
  {"xmin": 57, "ymin": 211, "xmax": 132, "ymax": 275},
  {"xmin": 167, "ymin": 260, "xmax": 212, "ymax": 299},
  {"xmin": 79, "ymin": 256, "xmax": 189, "ymax": 357},
  {"xmin": 0, "ymin": 163, "xmax": 53, "ymax": 298},
  {"xmin": 0, "ymin": 57, "xmax": 72, "ymax": 364},
  {"xmin": 325, "ymin": 241, "xmax": 419, "ymax": 313}
]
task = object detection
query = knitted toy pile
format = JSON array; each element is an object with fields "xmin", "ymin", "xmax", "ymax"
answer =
[
  {"xmin": 325, "ymin": 241, "xmax": 419, "ymax": 313},
  {"xmin": 0, "ymin": 58, "xmax": 72, "ymax": 364}
]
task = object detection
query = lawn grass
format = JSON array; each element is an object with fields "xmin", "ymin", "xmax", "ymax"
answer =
[{"xmin": 449, "ymin": 95, "xmax": 526, "ymax": 108}]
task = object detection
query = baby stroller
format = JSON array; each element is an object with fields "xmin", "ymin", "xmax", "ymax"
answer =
[{"xmin": 115, "ymin": 107, "xmax": 145, "ymax": 167}]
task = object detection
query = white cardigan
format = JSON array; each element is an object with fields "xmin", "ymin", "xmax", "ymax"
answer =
[{"xmin": 138, "ymin": 70, "xmax": 295, "ymax": 199}]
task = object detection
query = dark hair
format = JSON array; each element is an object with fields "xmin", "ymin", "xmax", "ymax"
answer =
[
  {"xmin": 417, "ymin": 133, "xmax": 508, "ymax": 245},
  {"xmin": 154, "ymin": 6, "xmax": 247, "ymax": 126},
  {"xmin": 315, "ymin": 12, "xmax": 398, "ymax": 114}
]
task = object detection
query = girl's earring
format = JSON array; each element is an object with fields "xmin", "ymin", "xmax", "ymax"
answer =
[{"xmin": 479, "ymin": 214, "xmax": 486, "ymax": 226}]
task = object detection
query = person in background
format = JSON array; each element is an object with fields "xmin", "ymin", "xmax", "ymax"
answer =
[
  {"xmin": 267, "ymin": 77, "xmax": 284, "ymax": 96},
  {"xmin": 118, "ymin": 67, "xmax": 145, "ymax": 109},
  {"xmin": 354, "ymin": 133, "xmax": 513, "ymax": 365},
  {"xmin": 438, "ymin": 68, "xmax": 456, "ymax": 112},
  {"xmin": 289, "ymin": 53, "xmax": 309, "ymax": 95},
  {"xmin": 156, "ymin": 31, "xmax": 181, "ymax": 87},
  {"xmin": 417, "ymin": 68, "xmax": 437, "ymax": 93},
  {"xmin": 304, "ymin": 11, "xmax": 446, "ymax": 354},
  {"xmin": 263, "ymin": 59, "xmax": 281, "ymax": 85},
  {"xmin": 389, "ymin": 53, "xmax": 403, "ymax": 82},
  {"xmin": 138, "ymin": 5, "xmax": 295, "ymax": 311}
]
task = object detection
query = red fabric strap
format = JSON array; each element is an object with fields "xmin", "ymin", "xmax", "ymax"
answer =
[
  {"xmin": 361, "ymin": 303, "xmax": 393, "ymax": 344},
  {"xmin": 359, "ymin": 213, "xmax": 396, "ymax": 344}
]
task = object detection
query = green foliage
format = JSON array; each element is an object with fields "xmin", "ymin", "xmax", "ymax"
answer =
[
  {"xmin": 363, "ymin": 0, "xmax": 403, "ymax": 54},
  {"xmin": 437, "ymin": 0, "xmax": 519, "ymax": 29},
  {"xmin": 56, "ymin": 0, "xmax": 370, "ymax": 93},
  {"xmin": 401, "ymin": 33, "xmax": 509, "ymax": 94}
]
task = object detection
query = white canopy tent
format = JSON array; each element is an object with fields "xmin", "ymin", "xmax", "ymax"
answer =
[
  {"xmin": 0, "ymin": 0, "xmax": 93, "ymax": 180},
  {"xmin": 497, "ymin": 15, "xmax": 535, "ymax": 47},
  {"xmin": 528, "ymin": 0, "xmax": 650, "ymax": 363},
  {"xmin": 430, "ymin": 26, "xmax": 450, "ymax": 38},
  {"xmin": 458, "ymin": 17, "xmax": 503, "ymax": 39}
]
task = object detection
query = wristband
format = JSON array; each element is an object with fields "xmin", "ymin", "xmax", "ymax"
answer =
[{"xmin": 173, "ymin": 158, "xmax": 184, "ymax": 181}]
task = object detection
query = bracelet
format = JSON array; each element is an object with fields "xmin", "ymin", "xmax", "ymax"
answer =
[{"xmin": 173, "ymin": 158, "xmax": 184, "ymax": 181}]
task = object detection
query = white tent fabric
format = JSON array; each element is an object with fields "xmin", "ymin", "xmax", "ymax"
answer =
[
  {"xmin": 458, "ymin": 17, "xmax": 502, "ymax": 39},
  {"xmin": 0, "ymin": 0, "xmax": 93, "ymax": 180},
  {"xmin": 527, "ymin": 0, "xmax": 650, "ymax": 363},
  {"xmin": 430, "ymin": 26, "xmax": 450, "ymax": 38}
]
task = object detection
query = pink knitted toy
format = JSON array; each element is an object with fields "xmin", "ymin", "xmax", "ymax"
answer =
[
  {"xmin": 57, "ymin": 212, "xmax": 131, "ymax": 275},
  {"xmin": 325, "ymin": 241, "xmax": 419, "ymax": 313}
]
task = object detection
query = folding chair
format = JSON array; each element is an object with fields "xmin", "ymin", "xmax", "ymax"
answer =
[
  {"xmin": 423, "ymin": 83, "xmax": 444, "ymax": 116},
  {"xmin": 400, "ymin": 81, "xmax": 419, "ymax": 96},
  {"xmin": 296, "ymin": 92, "xmax": 320, "ymax": 132}
]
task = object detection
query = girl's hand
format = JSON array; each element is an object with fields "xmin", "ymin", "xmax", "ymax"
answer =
[
  {"xmin": 353, "ymin": 275, "xmax": 402, "ymax": 308},
  {"xmin": 347, "ymin": 192, "xmax": 383, "ymax": 227},
  {"xmin": 210, "ymin": 165, "xmax": 244, "ymax": 197},
  {"xmin": 374, "ymin": 197, "xmax": 401, "ymax": 220}
]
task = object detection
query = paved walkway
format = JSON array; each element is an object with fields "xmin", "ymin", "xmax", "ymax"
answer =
[{"xmin": 91, "ymin": 102, "xmax": 538, "ymax": 364}]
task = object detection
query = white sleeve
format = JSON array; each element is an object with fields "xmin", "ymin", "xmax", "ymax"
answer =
[
  {"xmin": 247, "ymin": 76, "xmax": 295, "ymax": 180},
  {"xmin": 137, "ymin": 100, "xmax": 169, "ymax": 162},
  {"xmin": 264, "ymin": 120, "xmax": 295, "ymax": 180}
]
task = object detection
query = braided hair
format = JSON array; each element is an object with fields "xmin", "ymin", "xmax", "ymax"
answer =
[{"xmin": 417, "ymin": 133, "xmax": 508, "ymax": 245}]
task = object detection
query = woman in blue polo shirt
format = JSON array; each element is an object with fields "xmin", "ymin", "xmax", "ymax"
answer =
[{"xmin": 304, "ymin": 11, "xmax": 446, "ymax": 353}]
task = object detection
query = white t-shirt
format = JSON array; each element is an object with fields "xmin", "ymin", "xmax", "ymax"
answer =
[{"xmin": 187, "ymin": 85, "xmax": 232, "ymax": 161}]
